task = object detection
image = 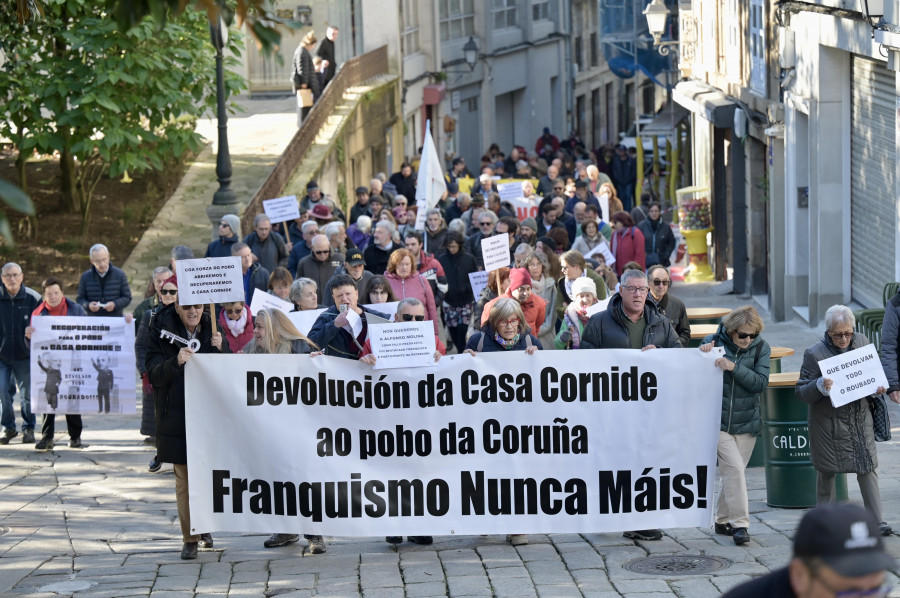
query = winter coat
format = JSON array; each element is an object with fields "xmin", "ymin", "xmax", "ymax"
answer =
[
  {"xmin": 315, "ymin": 37, "xmax": 337, "ymax": 86},
  {"xmin": 651, "ymin": 292, "xmax": 691, "ymax": 348},
  {"xmin": 880, "ymin": 292, "xmax": 900, "ymax": 392},
  {"xmin": 556, "ymin": 269, "xmax": 608, "ymax": 320},
  {"xmin": 425, "ymin": 228, "xmax": 448, "ymax": 255},
  {"xmin": 580, "ymin": 293, "xmax": 681, "ymax": 350},
  {"xmin": 243, "ymin": 231, "xmax": 289, "ymax": 274},
  {"xmin": 205, "ymin": 234, "xmax": 240, "ymax": 259},
  {"xmin": 796, "ymin": 333, "xmax": 878, "ymax": 474},
  {"xmin": 291, "ymin": 45, "xmax": 320, "ymax": 97},
  {"xmin": 385, "ymin": 272, "xmax": 439, "ymax": 335},
  {"xmin": 308, "ymin": 305, "xmax": 389, "ymax": 359},
  {"xmin": 243, "ymin": 263, "xmax": 270, "ymax": 305},
  {"xmin": 132, "ymin": 294, "xmax": 159, "ymax": 333},
  {"xmin": 702, "ymin": 324, "xmax": 771, "ymax": 436},
  {"xmin": 218, "ymin": 306, "xmax": 255, "ymax": 353},
  {"xmin": 480, "ymin": 289, "xmax": 546, "ymax": 335},
  {"xmin": 438, "ymin": 250, "xmax": 478, "ymax": 308},
  {"xmin": 76, "ymin": 265, "xmax": 132, "ymax": 317},
  {"xmin": 146, "ymin": 303, "xmax": 230, "ymax": 464},
  {"xmin": 532, "ymin": 276, "xmax": 558, "ymax": 350},
  {"xmin": 0, "ymin": 284, "xmax": 40, "ymax": 363},
  {"xmin": 296, "ymin": 252, "xmax": 344, "ymax": 304},
  {"xmin": 571, "ymin": 233, "xmax": 610, "ymax": 257},
  {"xmin": 363, "ymin": 242, "xmax": 399, "ymax": 276},
  {"xmin": 416, "ymin": 252, "xmax": 448, "ymax": 303},
  {"xmin": 465, "ymin": 324, "xmax": 543, "ymax": 353},
  {"xmin": 638, "ymin": 218, "xmax": 676, "ymax": 268},
  {"xmin": 611, "ymin": 226, "xmax": 646, "ymax": 276}
]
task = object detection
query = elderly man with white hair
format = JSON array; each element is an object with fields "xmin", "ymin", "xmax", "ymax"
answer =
[
  {"xmin": 0, "ymin": 263, "xmax": 40, "ymax": 444},
  {"xmin": 363, "ymin": 221, "xmax": 400, "ymax": 275},
  {"xmin": 76, "ymin": 244, "xmax": 133, "ymax": 318},
  {"xmin": 796, "ymin": 304, "xmax": 893, "ymax": 536},
  {"xmin": 322, "ymin": 221, "xmax": 352, "ymax": 256}
]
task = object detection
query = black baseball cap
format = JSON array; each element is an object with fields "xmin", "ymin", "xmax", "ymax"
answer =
[
  {"xmin": 345, "ymin": 249, "xmax": 365, "ymax": 266},
  {"xmin": 793, "ymin": 503, "xmax": 895, "ymax": 577}
]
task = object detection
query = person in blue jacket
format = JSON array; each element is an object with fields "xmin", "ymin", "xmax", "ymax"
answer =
[{"xmin": 76, "ymin": 244, "xmax": 132, "ymax": 319}]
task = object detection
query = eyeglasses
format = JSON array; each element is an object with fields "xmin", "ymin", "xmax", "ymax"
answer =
[
  {"xmin": 622, "ymin": 286, "xmax": 649, "ymax": 295},
  {"xmin": 736, "ymin": 332, "xmax": 759, "ymax": 340},
  {"xmin": 314, "ymin": 250, "xmax": 330, "ymax": 255},
  {"xmin": 218, "ymin": 222, "xmax": 230, "ymax": 228},
  {"xmin": 829, "ymin": 331, "xmax": 854, "ymax": 340},
  {"xmin": 225, "ymin": 307, "xmax": 243, "ymax": 315},
  {"xmin": 652, "ymin": 279, "xmax": 671, "ymax": 286},
  {"xmin": 160, "ymin": 289, "xmax": 178, "ymax": 296},
  {"xmin": 400, "ymin": 314, "xmax": 425, "ymax": 321},
  {"xmin": 479, "ymin": 222, "xmax": 493, "ymax": 227},
  {"xmin": 498, "ymin": 318, "xmax": 520, "ymax": 328}
]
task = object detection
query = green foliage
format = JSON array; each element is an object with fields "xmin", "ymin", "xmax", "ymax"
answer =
[
  {"xmin": 0, "ymin": 0, "xmax": 247, "ymax": 234},
  {"xmin": 0, "ymin": 179, "xmax": 36, "ymax": 246}
]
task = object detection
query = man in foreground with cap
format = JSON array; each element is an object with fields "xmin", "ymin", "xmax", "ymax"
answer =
[{"xmin": 722, "ymin": 503, "xmax": 895, "ymax": 597}]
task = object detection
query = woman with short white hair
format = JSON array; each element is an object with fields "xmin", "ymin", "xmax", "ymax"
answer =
[{"xmin": 796, "ymin": 304, "xmax": 892, "ymax": 535}]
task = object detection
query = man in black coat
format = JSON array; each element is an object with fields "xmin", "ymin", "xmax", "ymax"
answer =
[
  {"xmin": 363, "ymin": 221, "xmax": 399, "ymax": 275},
  {"xmin": 315, "ymin": 26, "xmax": 339, "ymax": 89},
  {"xmin": 308, "ymin": 274, "xmax": 387, "ymax": 359},
  {"xmin": 76, "ymin": 244, "xmax": 133, "ymax": 319},
  {"xmin": 0, "ymin": 262, "xmax": 40, "ymax": 444},
  {"xmin": 146, "ymin": 295, "xmax": 229, "ymax": 560}
]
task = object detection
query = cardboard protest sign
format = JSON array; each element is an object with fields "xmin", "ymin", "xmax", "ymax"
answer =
[
  {"xmin": 175, "ymin": 257, "xmax": 244, "ymax": 305},
  {"xmin": 250, "ymin": 288, "xmax": 294, "ymax": 316},
  {"xmin": 469, "ymin": 272, "xmax": 489, "ymax": 302},
  {"xmin": 584, "ymin": 240, "xmax": 616, "ymax": 266}
]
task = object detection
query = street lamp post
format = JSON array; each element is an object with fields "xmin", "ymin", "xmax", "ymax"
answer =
[{"xmin": 643, "ymin": 0, "xmax": 679, "ymax": 56}]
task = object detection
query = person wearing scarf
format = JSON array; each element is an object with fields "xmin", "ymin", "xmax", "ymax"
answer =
[
  {"xmin": 218, "ymin": 301, "xmax": 254, "ymax": 353},
  {"xmin": 479, "ymin": 268, "xmax": 546, "ymax": 334},
  {"xmin": 556, "ymin": 277, "xmax": 598, "ymax": 349}
]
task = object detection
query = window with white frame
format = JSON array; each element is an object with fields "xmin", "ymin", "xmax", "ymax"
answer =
[
  {"xmin": 532, "ymin": 0, "xmax": 550, "ymax": 21},
  {"xmin": 492, "ymin": 0, "xmax": 517, "ymax": 30},
  {"xmin": 440, "ymin": 0, "xmax": 475, "ymax": 42},
  {"xmin": 725, "ymin": 0, "xmax": 740, "ymax": 82},
  {"xmin": 749, "ymin": 0, "xmax": 766, "ymax": 94},
  {"xmin": 402, "ymin": 0, "xmax": 420, "ymax": 55}
]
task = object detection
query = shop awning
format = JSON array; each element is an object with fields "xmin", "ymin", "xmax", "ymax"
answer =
[
  {"xmin": 673, "ymin": 80, "xmax": 736, "ymax": 128},
  {"xmin": 639, "ymin": 104, "xmax": 690, "ymax": 136}
]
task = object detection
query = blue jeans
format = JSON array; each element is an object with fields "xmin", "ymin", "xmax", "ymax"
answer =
[{"xmin": 0, "ymin": 359, "xmax": 35, "ymax": 431}]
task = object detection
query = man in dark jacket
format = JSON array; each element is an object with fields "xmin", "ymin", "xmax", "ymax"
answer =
[
  {"xmin": 243, "ymin": 214, "xmax": 290, "ymax": 273},
  {"xmin": 205, "ymin": 214, "xmax": 241, "ymax": 259},
  {"xmin": 315, "ymin": 26, "xmax": 339, "ymax": 89},
  {"xmin": 296, "ymin": 234, "xmax": 344, "ymax": 305},
  {"xmin": 389, "ymin": 162, "xmax": 417, "ymax": 207},
  {"xmin": 76, "ymin": 244, "xmax": 133, "ymax": 319},
  {"xmin": 233, "ymin": 243, "xmax": 269, "ymax": 305},
  {"xmin": 637, "ymin": 202, "xmax": 676, "ymax": 268},
  {"xmin": 0, "ymin": 263, "xmax": 40, "ymax": 444},
  {"xmin": 146, "ymin": 295, "xmax": 229, "ymax": 560},
  {"xmin": 579, "ymin": 268, "xmax": 679, "ymax": 542},
  {"xmin": 363, "ymin": 221, "xmax": 400, "ymax": 276},
  {"xmin": 611, "ymin": 144, "xmax": 637, "ymax": 211},
  {"xmin": 308, "ymin": 274, "xmax": 388, "ymax": 359}
]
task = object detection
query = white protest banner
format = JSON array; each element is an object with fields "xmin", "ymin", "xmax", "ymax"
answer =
[
  {"xmin": 585, "ymin": 297, "xmax": 611, "ymax": 317},
  {"xmin": 818, "ymin": 344, "xmax": 889, "ymax": 408},
  {"xmin": 497, "ymin": 181, "xmax": 525, "ymax": 203},
  {"xmin": 368, "ymin": 321, "xmax": 436, "ymax": 370},
  {"xmin": 497, "ymin": 182, "xmax": 540, "ymax": 221},
  {"xmin": 584, "ymin": 240, "xmax": 616, "ymax": 267},
  {"xmin": 469, "ymin": 272, "xmax": 489, "ymax": 302},
  {"xmin": 599, "ymin": 193, "xmax": 610, "ymax": 223},
  {"xmin": 363, "ymin": 302, "xmax": 399, "ymax": 320},
  {"xmin": 415, "ymin": 121, "xmax": 447, "ymax": 232},
  {"xmin": 250, "ymin": 288, "xmax": 294, "ymax": 316},
  {"xmin": 30, "ymin": 316, "xmax": 136, "ymax": 414},
  {"xmin": 185, "ymin": 349, "xmax": 720, "ymax": 537},
  {"xmin": 262, "ymin": 195, "xmax": 300, "ymax": 224},
  {"xmin": 176, "ymin": 257, "xmax": 244, "ymax": 305},
  {"xmin": 287, "ymin": 309, "xmax": 326, "ymax": 336},
  {"xmin": 481, "ymin": 234, "xmax": 511, "ymax": 273}
]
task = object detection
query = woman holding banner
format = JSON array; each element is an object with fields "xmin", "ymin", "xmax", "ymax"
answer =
[
  {"xmin": 699, "ymin": 306, "xmax": 770, "ymax": 546},
  {"xmin": 796, "ymin": 305, "xmax": 892, "ymax": 536},
  {"xmin": 465, "ymin": 298, "xmax": 541, "ymax": 546}
]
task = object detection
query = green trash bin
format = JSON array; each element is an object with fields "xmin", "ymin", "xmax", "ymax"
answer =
[
  {"xmin": 761, "ymin": 372, "xmax": 847, "ymax": 508},
  {"xmin": 769, "ymin": 347, "xmax": 794, "ymax": 375}
]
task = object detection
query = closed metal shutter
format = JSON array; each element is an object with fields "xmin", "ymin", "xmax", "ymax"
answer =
[{"xmin": 850, "ymin": 56, "xmax": 896, "ymax": 307}]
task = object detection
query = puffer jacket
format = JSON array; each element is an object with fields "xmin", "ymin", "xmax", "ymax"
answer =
[
  {"xmin": 0, "ymin": 284, "xmax": 40, "ymax": 363},
  {"xmin": 385, "ymin": 272, "xmax": 439, "ymax": 334},
  {"xmin": 308, "ymin": 305, "xmax": 389, "ymax": 359},
  {"xmin": 796, "ymin": 332, "xmax": 878, "ymax": 474},
  {"xmin": 579, "ymin": 293, "xmax": 681, "ymax": 350},
  {"xmin": 651, "ymin": 292, "xmax": 691, "ymax": 348},
  {"xmin": 880, "ymin": 291, "xmax": 900, "ymax": 391},
  {"xmin": 702, "ymin": 324, "xmax": 771, "ymax": 436},
  {"xmin": 76, "ymin": 265, "xmax": 132, "ymax": 317},
  {"xmin": 146, "ymin": 303, "xmax": 230, "ymax": 464}
]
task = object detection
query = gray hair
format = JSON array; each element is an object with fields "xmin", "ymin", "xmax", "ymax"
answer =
[
  {"xmin": 171, "ymin": 245, "xmax": 194, "ymax": 261},
  {"xmin": 322, "ymin": 221, "xmax": 345, "ymax": 241},
  {"xmin": 231, "ymin": 242, "xmax": 250, "ymax": 255},
  {"xmin": 514, "ymin": 244, "xmax": 534, "ymax": 263},
  {"xmin": 447, "ymin": 218, "xmax": 466, "ymax": 237},
  {"xmin": 619, "ymin": 269, "xmax": 647, "ymax": 289},
  {"xmin": 290, "ymin": 278, "xmax": 317, "ymax": 304},
  {"xmin": 426, "ymin": 208, "xmax": 442, "ymax": 219},
  {"xmin": 253, "ymin": 213, "xmax": 271, "ymax": 227},
  {"xmin": 355, "ymin": 214, "xmax": 372, "ymax": 234},
  {"xmin": 2, "ymin": 262, "xmax": 22, "ymax": 275},
  {"xmin": 825, "ymin": 305, "xmax": 856, "ymax": 331},
  {"xmin": 301, "ymin": 220, "xmax": 319, "ymax": 234},
  {"xmin": 89, "ymin": 243, "xmax": 108, "ymax": 258},
  {"xmin": 479, "ymin": 211, "xmax": 498, "ymax": 225},
  {"xmin": 397, "ymin": 297, "xmax": 425, "ymax": 313},
  {"xmin": 375, "ymin": 220, "xmax": 395, "ymax": 236},
  {"xmin": 153, "ymin": 266, "xmax": 172, "ymax": 278}
]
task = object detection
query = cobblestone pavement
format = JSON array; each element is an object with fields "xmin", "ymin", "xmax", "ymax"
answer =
[{"xmin": 6, "ymin": 96, "xmax": 900, "ymax": 597}]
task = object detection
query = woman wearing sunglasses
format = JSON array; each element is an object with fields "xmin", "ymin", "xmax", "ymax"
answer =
[
  {"xmin": 698, "ymin": 305, "xmax": 771, "ymax": 546},
  {"xmin": 218, "ymin": 301, "xmax": 254, "ymax": 353},
  {"xmin": 796, "ymin": 305, "xmax": 893, "ymax": 537}
]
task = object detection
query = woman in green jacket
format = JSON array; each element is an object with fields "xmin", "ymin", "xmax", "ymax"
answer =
[{"xmin": 699, "ymin": 306, "xmax": 770, "ymax": 546}]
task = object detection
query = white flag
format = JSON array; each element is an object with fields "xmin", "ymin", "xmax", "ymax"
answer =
[{"xmin": 415, "ymin": 121, "xmax": 448, "ymax": 233}]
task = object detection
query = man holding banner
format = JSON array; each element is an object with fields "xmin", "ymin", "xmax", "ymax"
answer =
[
  {"xmin": 308, "ymin": 274, "xmax": 388, "ymax": 359},
  {"xmin": 146, "ymin": 282, "xmax": 230, "ymax": 560}
]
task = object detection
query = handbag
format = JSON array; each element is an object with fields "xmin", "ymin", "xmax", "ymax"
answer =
[
  {"xmin": 297, "ymin": 88, "xmax": 314, "ymax": 108},
  {"xmin": 868, "ymin": 394, "xmax": 892, "ymax": 442}
]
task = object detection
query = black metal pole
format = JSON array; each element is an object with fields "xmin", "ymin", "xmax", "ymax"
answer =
[{"xmin": 211, "ymin": 24, "xmax": 236, "ymax": 206}]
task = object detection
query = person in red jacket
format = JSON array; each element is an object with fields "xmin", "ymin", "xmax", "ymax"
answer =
[
  {"xmin": 610, "ymin": 211, "xmax": 646, "ymax": 276},
  {"xmin": 481, "ymin": 268, "xmax": 546, "ymax": 334},
  {"xmin": 218, "ymin": 301, "xmax": 254, "ymax": 353}
]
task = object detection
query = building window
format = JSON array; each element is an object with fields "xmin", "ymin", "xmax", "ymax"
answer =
[
  {"xmin": 749, "ymin": 0, "xmax": 767, "ymax": 94},
  {"xmin": 574, "ymin": 35, "xmax": 583, "ymax": 71},
  {"xmin": 492, "ymin": 0, "xmax": 517, "ymax": 30},
  {"xmin": 440, "ymin": 0, "xmax": 475, "ymax": 42},
  {"xmin": 590, "ymin": 32, "xmax": 598, "ymax": 67},
  {"xmin": 402, "ymin": 0, "xmax": 420, "ymax": 55},
  {"xmin": 466, "ymin": 97, "xmax": 479, "ymax": 112},
  {"xmin": 532, "ymin": 0, "xmax": 550, "ymax": 21}
]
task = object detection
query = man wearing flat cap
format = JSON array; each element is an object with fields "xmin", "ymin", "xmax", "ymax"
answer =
[{"xmin": 723, "ymin": 503, "xmax": 896, "ymax": 597}]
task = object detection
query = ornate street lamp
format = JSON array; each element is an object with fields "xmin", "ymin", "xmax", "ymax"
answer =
[
  {"xmin": 462, "ymin": 37, "xmax": 479, "ymax": 71},
  {"xmin": 643, "ymin": 0, "xmax": 678, "ymax": 56},
  {"xmin": 209, "ymin": 12, "xmax": 237, "ymax": 208}
]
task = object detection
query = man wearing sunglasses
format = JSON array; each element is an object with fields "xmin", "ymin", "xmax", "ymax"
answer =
[
  {"xmin": 296, "ymin": 234, "xmax": 344, "ymax": 305},
  {"xmin": 723, "ymin": 503, "xmax": 895, "ymax": 598}
]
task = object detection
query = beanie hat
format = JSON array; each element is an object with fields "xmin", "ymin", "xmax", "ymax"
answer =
[
  {"xmin": 571, "ymin": 276, "xmax": 597, "ymax": 298},
  {"xmin": 508, "ymin": 268, "xmax": 532, "ymax": 293},
  {"xmin": 220, "ymin": 214, "xmax": 241, "ymax": 236},
  {"xmin": 521, "ymin": 218, "xmax": 538, "ymax": 233}
]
